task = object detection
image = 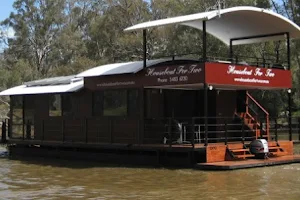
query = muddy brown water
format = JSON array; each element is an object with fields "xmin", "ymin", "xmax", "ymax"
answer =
[{"xmin": 0, "ymin": 145, "xmax": 299, "ymax": 200}]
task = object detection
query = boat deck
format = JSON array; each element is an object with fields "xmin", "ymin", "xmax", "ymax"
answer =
[
  {"xmin": 8, "ymin": 139, "xmax": 206, "ymax": 152},
  {"xmin": 195, "ymin": 155, "xmax": 300, "ymax": 170}
]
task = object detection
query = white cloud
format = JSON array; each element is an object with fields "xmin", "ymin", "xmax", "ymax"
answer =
[
  {"xmin": 0, "ymin": 27, "xmax": 15, "ymax": 52},
  {"xmin": 1, "ymin": 27, "xmax": 14, "ymax": 39},
  {"xmin": 6, "ymin": 27, "xmax": 15, "ymax": 38}
]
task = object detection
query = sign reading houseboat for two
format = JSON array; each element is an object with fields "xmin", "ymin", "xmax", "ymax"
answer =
[
  {"xmin": 144, "ymin": 64, "xmax": 204, "ymax": 86},
  {"xmin": 205, "ymin": 63, "xmax": 292, "ymax": 89}
]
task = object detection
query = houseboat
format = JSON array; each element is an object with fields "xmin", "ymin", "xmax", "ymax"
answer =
[{"xmin": 1, "ymin": 6, "xmax": 300, "ymax": 169}]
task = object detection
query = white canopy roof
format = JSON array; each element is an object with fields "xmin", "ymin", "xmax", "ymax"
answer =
[
  {"xmin": 0, "ymin": 78, "xmax": 83, "ymax": 96},
  {"xmin": 76, "ymin": 58, "xmax": 196, "ymax": 78},
  {"xmin": 125, "ymin": 6, "xmax": 300, "ymax": 45}
]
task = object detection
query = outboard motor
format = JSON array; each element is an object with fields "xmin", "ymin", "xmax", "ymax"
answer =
[
  {"xmin": 249, "ymin": 139, "xmax": 269, "ymax": 159},
  {"xmin": 163, "ymin": 119, "xmax": 183, "ymax": 144}
]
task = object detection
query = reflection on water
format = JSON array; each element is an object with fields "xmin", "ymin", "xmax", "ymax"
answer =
[{"xmin": 0, "ymin": 145, "xmax": 299, "ymax": 199}]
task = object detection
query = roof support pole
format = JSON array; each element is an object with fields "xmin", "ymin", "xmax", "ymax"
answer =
[
  {"xmin": 139, "ymin": 88, "xmax": 144, "ymax": 145},
  {"xmin": 202, "ymin": 20, "xmax": 207, "ymax": 62},
  {"xmin": 22, "ymin": 96, "xmax": 25, "ymax": 140},
  {"xmin": 143, "ymin": 29, "xmax": 147, "ymax": 68},
  {"xmin": 204, "ymin": 83, "xmax": 208, "ymax": 146},
  {"xmin": 288, "ymin": 90, "xmax": 292, "ymax": 141},
  {"xmin": 231, "ymin": 32, "xmax": 288, "ymax": 42},
  {"xmin": 287, "ymin": 32, "xmax": 290, "ymax": 70},
  {"xmin": 286, "ymin": 33, "xmax": 292, "ymax": 141},
  {"xmin": 201, "ymin": 20, "xmax": 208, "ymax": 145},
  {"xmin": 229, "ymin": 39, "xmax": 233, "ymax": 62},
  {"xmin": 202, "ymin": 20, "xmax": 208, "ymax": 145},
  {"xmin": 9, "ymin": 96, "xmax": 13, "ymax": 139}
]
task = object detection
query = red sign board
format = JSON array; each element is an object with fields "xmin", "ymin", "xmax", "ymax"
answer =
[{"xmin": 205, "ymin": 63, "xmax": 292, "ymax": 89}]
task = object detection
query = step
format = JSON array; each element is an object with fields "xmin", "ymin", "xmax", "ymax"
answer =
[
  {"xmin": 261, "ymin": 135, "xmax": 269, "ymax": 137},
  {"xmin": 235, "ymin": 154, "xmax": 255, "ymax": 159},
  {"xmin": 268, "ymin": 146, "xmax": 282, "ymax": 150},
  {"xmin": 269, "ymin": 152, "xmax": 286, "ymax": 157},
  {"xmin": 268, "ymin": 147, "xmax": 284, "ymax": 152},
  {"xmin": 247, "ymin": 124, "xmax": 255, "ymax": 129},
  {"xmin": 227, "ymin": 143, "xmax": 244, "ymax": 150},
  {"xmin": 268, "ymin": 141, "xmax": 278, "ymax": 146},
  {"xmin": 244, "ymin": 119, "xmax": 254, "ymax": 124},
  {"xmin": 231, "ymin": 148, "xmax": 250, "ymax": 153}
]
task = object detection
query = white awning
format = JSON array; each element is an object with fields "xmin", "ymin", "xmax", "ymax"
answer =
[
  {"xmin": 76, "ymin": 58, "xmax": 196, "ymax": 78},
  {"xmin": 0, "ymin": 80, "xmax": 83, "ymax": 96},
  {"xmin": 125, "ymin": 6, "xmax": 300, "ymax": 45}
]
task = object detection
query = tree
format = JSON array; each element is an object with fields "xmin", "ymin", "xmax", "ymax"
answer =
[{"xmin": 2, "ymin": 0, "xmax": 68, "ymax": 75}]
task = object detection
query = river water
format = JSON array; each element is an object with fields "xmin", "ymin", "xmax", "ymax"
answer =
[{"xmin": 0, "ymin": 145, "xmax": 299, "ymax": 200}]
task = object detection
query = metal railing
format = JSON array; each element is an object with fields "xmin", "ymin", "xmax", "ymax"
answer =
[
  {"xmin": 5, "ymin": 116, "xmax": 300, "ymax": 148},
  {"xmin": 144, "ymin": 52, "xmax": 287, "ymax": 70},
  {"xmin": 144, "ymin": 117, "xmax": 259, "ymax": 147},
  {"xmin": 207, "ymin": 55, "xmax": 287, "ymax": 69},
  {"xmin": 144, "ymin": 116, "xmax": 299, "ymax": 147},
  {"xmin": 246, "ymin": 92, "xmax": 270, "ymax": 140}
]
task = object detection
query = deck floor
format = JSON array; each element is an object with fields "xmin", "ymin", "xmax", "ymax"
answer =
[
  {"xmin": 195, "ymin": 155, "xmax": 300, "ymax": 170},
  {"xmin": 9, "ymin": 139, "xmax": 206, "ymax": 152}
]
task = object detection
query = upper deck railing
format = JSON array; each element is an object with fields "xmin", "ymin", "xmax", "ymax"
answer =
[{"xmin": 148, "ymin": 52, "xmax": 288, "ymax": 70}]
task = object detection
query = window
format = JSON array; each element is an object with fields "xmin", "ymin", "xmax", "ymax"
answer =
[
  {"xmin": 62, "ymin": 94, "xmax": 72, "ymax": 116},
  {"xmin": 93, "ymin": 89, "xmax": 140, "ymax": 117},
  {"xmin": 49, "ymin": 94, "xmax": 62, "ymax": 116},
  {"xmin": 92, "ymin": 91, "xmax": 103, "ymax": 116},
  {"xmin": 103, "ymin": 90, "xmax": 127, "ymax": 116},
  {"xmin": 24, "ymin": 95, "xmax": 35, "ymax": 124},
  {"xmin": 11, "ymin": 95, "xmax": 23, "ymax": 138},
  {"xmin": 128, "ymin": 90, "xmax": 139, "ymax": 116},
  {"xmin": 24, "ymin": 95, "xmax": 35, "ymax": 139},
  {"xmin": 49, "ymin": 94, "xmax": 74, "ymax": 117}
]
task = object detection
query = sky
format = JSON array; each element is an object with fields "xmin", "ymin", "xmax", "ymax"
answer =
[
  {"xmin": 0, "ymin": 0, "xmax": 14, "ymax": 21},
  {"xmin": 0, "ymin": 0, "xmax": 14, "ymax": 50}
]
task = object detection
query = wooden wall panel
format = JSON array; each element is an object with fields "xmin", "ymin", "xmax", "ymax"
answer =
[
  {"xmin": 74, "ymin": 90, "xmax": 92, "ymax": 118},
  {"xmin": 113, "ymin": 118, "xmax": 139, "ymax": 144},
  {"xmin": 216, "ymin": 90, "xmax": 236, "ymax": 118},
  {"xmin": 143, "ymin": 119, "xmax": 165, "ymax": 144},
  {"xmin": 215, "ymin": 91, "xmax": 237, "ymax": 140},
  {"xmin": 43, "ymin": 117, "xmax": 62, "ymax": 141},
  {"xmin": 63, "ymin": 119, "xmax": 84, "ymax": 142},
  {"xmin": 278, "ymin": 141, "xmax": 294, "ymax": 155},
  {"xmin": 206, "ymin": 144, "xmax": 226, "ymax": 163},
  {"xmin": 86, "ymin": 118, "xmax": 111, "ymax": 143},
  {"xmin": 145, "ymin": 89, "xmax": 164, "ymax": 119}
]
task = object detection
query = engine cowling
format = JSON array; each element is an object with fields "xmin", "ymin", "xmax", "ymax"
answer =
[{"xmin": 249, "ymin": 139, "xmax": 269, "ymax": 158}]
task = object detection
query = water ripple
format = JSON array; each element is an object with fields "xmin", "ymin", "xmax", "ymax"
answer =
[{"xmin": 0, "ymin": 146, "xmax": 298, "ymax": 199}]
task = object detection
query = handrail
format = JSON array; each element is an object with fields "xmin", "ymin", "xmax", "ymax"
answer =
[
  {"xmin": 144, "ymin": 51, "xmax": 287, "ymax": 69},
  {"xmin": 246, "ymin": 92, "xmax": 270, "ymax": 140},
  {"xmin": 237, "ymin": 109, "xmax": 260, "ymax": 139},
  {"xmin": 247, "ymin": 105, "xmax": 258, "ymax": 118},
  {"xmin": 247, "ymin": 92, "xmax": 269, "ymax": 115}
]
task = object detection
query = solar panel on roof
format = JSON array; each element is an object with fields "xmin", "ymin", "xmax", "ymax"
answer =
[{"xmin": 25, "ymin": 75, "xmax": 76, "ymax": 87}]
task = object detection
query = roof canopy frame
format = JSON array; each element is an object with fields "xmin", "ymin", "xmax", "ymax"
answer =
[
  {"xmin": 124, "ymin": 7, "xmax": 300, "ymax": 70},
  {"xmin": 229, "ymin": 32, "xmax": 291, "ymax": 70},
  {"xmin": 124, "ymin": 6, "xmax": 300, "ymax": 45}
]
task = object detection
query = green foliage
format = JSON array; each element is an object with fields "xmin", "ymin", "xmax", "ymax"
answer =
[
  {"xmin": 52, "ymin": 56, "xmax": 100, "ymax": 76},
  {"xmin": 255, "ymin": 0, "xmax": 271, "ymax": 8}
]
